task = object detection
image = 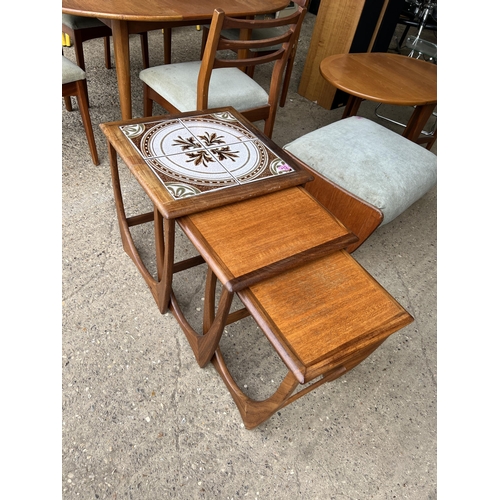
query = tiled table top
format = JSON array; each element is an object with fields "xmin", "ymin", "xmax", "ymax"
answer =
[{"xmin": 120, "ymin": 111, "xmax": 295, "ymax": 200}]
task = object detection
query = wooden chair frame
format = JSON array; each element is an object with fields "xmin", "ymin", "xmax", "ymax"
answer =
[
  {"xmin": 199, "ymin": 1, "xmax": 308, "ymax": 108},
  {"xmin": 63, "ymin": 78, "xmax": 99, "ymax": 165},
  {"xmin": 143, "ymin": 6, "xmax": 307, "ymax": 137}
]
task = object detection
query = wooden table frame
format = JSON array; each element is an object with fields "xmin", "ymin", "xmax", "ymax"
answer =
[
  {"xmin": 62, "ymin": 0, "xmax": 291, "ymax": 119},
  {"xmin": 100, "ymin": 107, "xmax": 329, "ymax": 358},
  {"xmin": 101, "ymin": 107, "xmax": 413, "ymax": 429}
]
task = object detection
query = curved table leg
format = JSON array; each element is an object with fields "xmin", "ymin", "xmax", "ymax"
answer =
[
  {"xmin": 211, "ymin": 347, "xmax": 300, "ymax": 429},
  {"xmin": 211, "ymin": 338, "xmax": 387, "ymax": 429},
  {"xmin": 108, "ymin": 141, "xmax": 175, "ymax": 313},
  {"xmin": 169, "ymin": 281, "xmax": 234, "ymax": 367}
]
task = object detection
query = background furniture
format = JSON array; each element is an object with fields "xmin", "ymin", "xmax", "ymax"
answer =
[
  {"xmin": 140, "ymin": 7, "xmax": 307, "ymax": 138},
  {"xmin": 283, "ymin": 116, "xmax": 437, "ymax": 251},
  {"xmin": 396, "ymin": 0, "xmax": 437, "ymax": 52},
  {"xmin": 62, "ymin": 55, "xmax": 99, "ymax": 165},
  {"xmin": 62, "ymin": 14, "xmax": 157, "ymax": 71},
  {"xmin": 62, "ymin": 14, "xmax": 113, "ymax": 71},
  {"xmin": 199, "ymin": 1, "xmax": 306, "ymax": 108},
  {"xmin": 62, "ymin": 0, "xmax": 291, "ymax": 119},
  {"xmin": 298, "ymin": 0, "xmax": 406, "ymax": 109},
  {"xmin": 319, "ymin": 52, "xmax": 436, "ymax": 143}
]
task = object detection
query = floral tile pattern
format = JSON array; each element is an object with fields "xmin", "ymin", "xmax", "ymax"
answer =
[{"xmin": 120, "ymin": 111, "xmax": 295, "ymax": 199}]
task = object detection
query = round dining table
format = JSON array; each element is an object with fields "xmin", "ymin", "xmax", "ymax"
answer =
[
  {"xmin": 320, "ymin": 52, "xmax": 437, "ymax": 143},
  {"xmin": 62, "ymin": 0, "xmax": 291, "ymax": 119}
]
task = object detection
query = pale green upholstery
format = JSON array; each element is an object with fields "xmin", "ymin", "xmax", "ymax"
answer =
[
  {"xmin": 62, "ymin": 55, "xmax": 86, "ymax": 85},
  {"xmin": 283, "ymin": 116, "xmax": 437, "ymax": 225},
  {"xmin": 139, "ymin": 61, "xmax": 269, "ymax": 113}
]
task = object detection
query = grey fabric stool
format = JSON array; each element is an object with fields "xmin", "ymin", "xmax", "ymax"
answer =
[
  {"xmin": 283, "ymin": 116, "xmax": 437, "ymax": 251},
  {"xmin": 62, "ymin": 56, "xmax": 99, "ymax": 165}
]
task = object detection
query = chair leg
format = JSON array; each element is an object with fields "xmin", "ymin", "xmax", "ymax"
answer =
[
  {"xmin": 104, "ymin": 36, "xmax": 112, "ymax": 69},
  {"xmin": 74, "ymin": 80, "xmax": 99, "ymax": 165},
  {"xmin": 64, "ymin": 96, "xmax": 73, "ymax": 112},
  {"xmin": 139, "ymin": 32, "xmax": 149, "ymax": 69},
  {"xmin": 72, "ymin": 33, "xmax": 86, "ymax": 71},
  {"xmin": 398, "ymin": 25, "xmax": 411, "ymax": 50},
  {"xmin": 426, "ymin": 129, "xmax": 437, "ymax": 150},
  {"xmin": 279, "ymin": 50, "xmax": 296, "ymax": 108},
  {"xmin": 69, "ymin": 33, "xmax": 92, "ymax": 108},
  {"xmin": 143, "ymin": 84, "xmax": 154, "ymax": 117},
  {"xmin": 163, "ymin": 28, "xmax": 172, "ymax": 64}
]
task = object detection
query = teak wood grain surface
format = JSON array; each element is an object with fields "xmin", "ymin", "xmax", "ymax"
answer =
[
  {"xmin": 238, "ymin": 250, "xmax": 413, "ymax": 384},
  {"xmin": 178, "ymin": 187, "xmax": 358, "ymax": 292},
  {"xmin": 319, "ymin": 53, "xmax": 436, "ymax": 142},
  {"xmin": 319, "ymin": 52, "xmax": 437, "ymax": 106},
  {"xmin": 298, "ymin": 0, "xmax": 366, "ymax": 108}
]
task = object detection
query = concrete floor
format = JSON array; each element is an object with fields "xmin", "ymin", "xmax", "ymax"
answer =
[{"xmin": 61, "ymin": 13, "xmax": 437, "ymax": 499}]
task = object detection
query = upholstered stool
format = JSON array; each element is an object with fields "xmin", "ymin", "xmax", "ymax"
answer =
[{"xmin": 283, "ymin": 116, "xmax": 437, "ymax": 250}]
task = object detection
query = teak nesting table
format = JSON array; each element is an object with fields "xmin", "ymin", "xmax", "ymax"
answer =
[{"xmin": 101, "ymin": 107, "xmax": 413, "ymax": 429}]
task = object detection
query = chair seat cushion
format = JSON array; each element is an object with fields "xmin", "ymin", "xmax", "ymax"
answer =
[
  {"xmin": 62, "ymin": 55, "xmax": 86, "ymax": 84},
  {"xmin": 62, "ymin": 14, "xmax": 107, "ymax": 30},
  {"xmin": 283, "ymin": 116, "xmax": 437, "ymax": 225},
  {"xmin": 139, "ymin": 61, "xmax": 269, "ymax": 113}
]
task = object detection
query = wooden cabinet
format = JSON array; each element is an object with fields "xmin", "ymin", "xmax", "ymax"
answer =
[{"xmin": 298, "ymin": 0, "xmax": 404, "ymax": 109}]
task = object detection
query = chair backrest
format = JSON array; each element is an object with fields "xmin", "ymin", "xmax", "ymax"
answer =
[{"xmin": 196, "ymin": 6, "xmax": 307, "ymax": 111}]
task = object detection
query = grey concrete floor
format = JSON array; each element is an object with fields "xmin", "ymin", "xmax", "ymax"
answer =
[{"xmin": 61, "ymin": 14, "xmax": 437, "ymax": 499}]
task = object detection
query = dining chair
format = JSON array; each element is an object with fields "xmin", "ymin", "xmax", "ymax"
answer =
[
  {"xmin": 198, "ymin": 1, "xmax": 308, "ymax": 108},
  {"xmin": 139, "ymin": 6, "xmax": 307, "ymax": 138},
  {"xmin": 62, "ymin": 56, "xmax": 99, "ymax": 166},
  {"xmin": 63, "ymin": 14, "xmax": 152, "ymax": 108},
  {"xmin": 62, "ymin": 14, "xmax": 112, "ymax": 72},
  {"xmin": 62, "ymin": 14, "xmax": 155, "ymax": 70},
  {"xmin": 283, "ymin": 116, "xmax": 437, "ymax": 252}
]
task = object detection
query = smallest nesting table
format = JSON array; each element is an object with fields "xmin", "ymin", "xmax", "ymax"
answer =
[{"xmin": 320, "ymin": 52, "xmax": 437, "ymax": 143}]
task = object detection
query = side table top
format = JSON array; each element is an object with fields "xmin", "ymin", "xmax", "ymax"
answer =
[
  {"xmin": 239, "ymin": 249, "xmax": 413, "ymax": 383},
  {"xmin": 178, "ymin": 187, "xmax": 358, "ymax": 292},
  {"xmin": 100, "ymin": 108, "xmax": 313, "ymax": 219},
  {"xmin": 320, "ymin": 53, "xmax": 437, "ymax": 106}
]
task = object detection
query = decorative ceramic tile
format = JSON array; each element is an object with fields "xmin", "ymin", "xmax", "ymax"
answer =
[{"xmin": 120, "ymin": 111, "xmax": 295, "ymax": 200}]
